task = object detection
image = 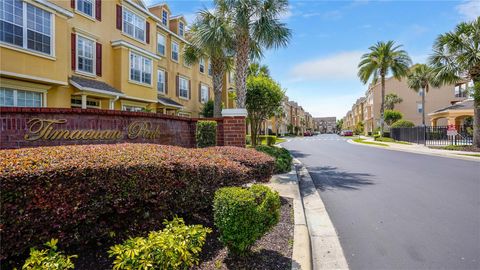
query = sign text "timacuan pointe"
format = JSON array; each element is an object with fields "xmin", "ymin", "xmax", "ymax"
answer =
[{"xmin": 24, "ymin": 119, "xmax": 161, "ymax": 141}]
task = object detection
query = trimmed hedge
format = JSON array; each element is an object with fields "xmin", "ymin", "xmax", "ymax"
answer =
[
  {"xmin": 246, "ymin": 135, "xmax": 277, "ymax": 146},
  {"xmin": 210, "ymin": 146, "xmax": 275, "ymax": 182},
  {"xmin": 213, "ymin": 185, "xmax": 280, "ymax": 255},
  {"xmin": 391, "ymin": 120, "xmax": 415, "ymax": 128},
  {"xmin": 196, "ymin": 120, "xmax": 217, "ymax": 148},
  {"xmin": 255, "ymin": 145, "xmax": 293, "ymax": 174},
  {"xmin": 0, "ymin": 143, "xmax": 274, "ymax": 259}
]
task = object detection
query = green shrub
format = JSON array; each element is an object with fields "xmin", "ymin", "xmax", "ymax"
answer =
[
  {"xmin": 255, "ymin": 145, "xmax": 292, "ymax": 174},
  {"xmin": 213, "ymin": 185, "xmax": 280, "ymax": 255},
  {"xmin": 373, "ymin": 134, "xmax": 381, "ymax": 140},
  {"xmin": 109, "ymin": 217, "xmax": 211, "ymax": 270},
  {"xmin": 196, "ymin": 120, "xmax": 217, "ymax": 148},
  {"xmin": 201, "ymin": 100, "xmax": 214, "ymax": 118},
  {"xmin": 246, "ymin": 135, "xmax": 252, "ymax": 145},
  {"xmin": 384, "ymin": 110, "xmax": 403, "ymax": 126},
  {"xmin": 391, "ymin": 120, "xmax": 415, "ymax": 128},
  {"xmin": 0, "ymin": 144, "xmax": 274, "ymax": 259},
  {"xmin": 265, "ymin": 135, "xmax": 277, "ymax": 146},
  {"xmin": 374, "ymin": 136, "xmax": 395, "ymax": 142},
  {"xmin": 23, "ymin": 239, "xmax": 77, "ymax": 270}
]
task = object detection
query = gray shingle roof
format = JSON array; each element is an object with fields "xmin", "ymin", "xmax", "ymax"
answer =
[
  {"xmin": 70, "ymin": 76, "xmax": 123, "ymax": 94},
  {"xmin": 432, "ymin": 99, "xmax": 474, "ymax": 113},
  {"xmin": 158, "ymin": 96, "xmax": 183, "ymax": 108}
]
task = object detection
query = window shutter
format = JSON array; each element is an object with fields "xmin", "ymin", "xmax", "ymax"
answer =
[
  {"xmin": 198, "ymin": 83, "xmax": 201, "ymax": 102},
  {"xmin": 71, "ymin": 0, "xmax": 75, "ymax": 9},
  {"xmin": 95, "ymin": 0, "xmax": 101, "ymax": 21},
  {"xmin": 116, "ymin": 5, "xmax": 122, "ymax": 30},
  {"xmin": 188, "ymin": 80, "xmax": 191, "ymax": 100},
  {"xmin": 71, "ymin": 33, "xmax": 76, "ymax": 70},
  {"xmin": 176, "ymin": 75, "xmax": 179, "ymax": 97},
  {"xmin": 96, "ymin": 43, "xmax": 102, "ymax": 76},
  {"xmin": 165, "ymin": 71, "xmax": 168, "ymax": 94},
  {"xmin": 146, "ymin": 22, "xmax": 150, "ymax": 43}
]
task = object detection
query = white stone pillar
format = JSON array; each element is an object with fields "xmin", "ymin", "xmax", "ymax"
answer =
[
  {"xmin": 109, "ymin": 99, "xmax": 115, "ymax": 110},
  {"xmin": 81, "ymin": 94, "xmax": 87, "ymax": 109}
]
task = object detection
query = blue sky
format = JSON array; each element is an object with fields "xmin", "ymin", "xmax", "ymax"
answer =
[{"xmin": 145, "ymin": 0, "xmax": 480, "ymax": 118}]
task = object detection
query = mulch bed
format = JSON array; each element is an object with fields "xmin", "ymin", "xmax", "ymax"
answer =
[
  {"xmin": 429, "ymin": 145, "xmax": 480, "ymax": 152},
  {"xmin": 194, "ymin": 197, "xmax": 294, "ymax": 270},
  {"xmin": 3, "ymin": 197, "xmax": 294, "ymax": 270}
]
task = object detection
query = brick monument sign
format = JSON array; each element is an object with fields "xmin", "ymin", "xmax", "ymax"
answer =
[{"xmin": 0, "ymin": 107, "xmax": 246, "ymax": 149}]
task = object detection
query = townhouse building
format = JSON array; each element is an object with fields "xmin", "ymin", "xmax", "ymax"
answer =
[
  {"xmin": 314, "ymin": 117, "xmax": 336, "ymax": 133},
  {"xmin": 0, "ymin": 0, "xmax": 233, "ymax": 117},
  {"xmin": 342, "ymin": 76, "xmax": 472, "ymax": 134}
]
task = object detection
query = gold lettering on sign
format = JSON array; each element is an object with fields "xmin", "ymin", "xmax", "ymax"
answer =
[{"xmin": 24, "ymin": 119, "xmax": 159, "ymax": 141}]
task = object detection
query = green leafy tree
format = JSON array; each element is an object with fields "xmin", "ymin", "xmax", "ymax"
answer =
[
  {"xmin": 216, "ymin": 0, "xmax": 291, "ymax": 108},
  {"xmin": 384, "ymin": 110, "xmax": 403, "ymax": 126},
  {"xmin": 354, "ymin": 121, "xmax": 364, "ymax": 135},
  {"xmin": 358, "ymin": 41, "xmax": 412, "ymax": 135},
  {"xmin": 385, "ymin": 93, "xmax": 403, "ymax": 110},
  {"xmin": 429, "ymin": 17, "xmax": 480, "ymax": 148},
  {"xmin": 184, "ymin": 9, "xmax": 234, "ymax": 117},
  {"xmin": 407, "ymin": 64, "xmax": 439, "ymax": 126},
  {"xmin": 201, "ymin": 100, "xmax": 215, "ymax": 118},
  {"xmin": 246, "ymin": 76, "xmax": 285, "ymax": 146},
  {"xmin": 336, "ymin": 119, "xmax": 344, "ymax": 132}
]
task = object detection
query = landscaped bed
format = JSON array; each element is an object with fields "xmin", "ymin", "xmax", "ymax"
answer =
[
  {"xmin": 429, "ymin": 145, "xmax": 480, "ymax": 152},
  {"xmin": 194, "ymin": 197, "xmax": 294, "ymax": 270}
]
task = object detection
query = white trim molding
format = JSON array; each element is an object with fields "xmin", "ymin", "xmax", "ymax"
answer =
[
  {"xmin": 0, "ymin": 71, "xmax": 68, "ymax": 85},
  {"xmin": 222, "ymin": 108, "xmax": 248, "ymax": 117},
  {"xmin": 111, "ymin": 40, "xmax": 161, "ymax": 60},
  {"xmin": 69, "ymin": 80, "xmax": 125, "ymax": 97},
  {"xmin": 32, "ymin": 0, "xmax": 74, "ymax": 18}
]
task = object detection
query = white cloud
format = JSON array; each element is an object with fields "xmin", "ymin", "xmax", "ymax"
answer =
[
  {"xmin": 456, "ymin": 0, "xmax": 480, "ymax": 21},
  {"xmin": 290, "ymin": 51, "xmax": 364, "ymax": 81}
]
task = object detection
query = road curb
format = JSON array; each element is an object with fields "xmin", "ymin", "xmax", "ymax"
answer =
[
  {"xmin": 294, "ymin": 158, "xmax": 349, "ymax": 270},
  {"xmin": 347, "ymin": 139, "xmax": 480, "ymax": 162}
]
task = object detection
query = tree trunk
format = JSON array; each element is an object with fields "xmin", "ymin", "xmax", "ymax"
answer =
[
  {"xmin": 250, "ymin": 117, "xmax": 257, "ymax": 147},
  {"xmin": 473, "ymin": 80, "xmax": 480, "ymax": 149},
  {"xmin": 235, "ymin": 32, "xmax": 249, "ymax": 108},
  {"xmin": 422, "ymin": 85, "xmax": 427, "ymax": 126},
  {"xmin": 212, "ymin": 59, "xmax": 225, "ymax": 118},
  {"xmin": 380, "ymin": 74, "xmax": 386, "ymax": 136}
]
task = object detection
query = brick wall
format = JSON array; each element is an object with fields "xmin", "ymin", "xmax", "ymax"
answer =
[{"xmin": 0, "ymin": 107, "xmax": 246, "ymax": 149}]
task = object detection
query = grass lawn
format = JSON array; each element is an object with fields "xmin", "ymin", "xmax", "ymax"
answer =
[
  {"xmin": 457, "ymin": 154, "xmax": 480, "ymax": 158},
  {"xmin": 374, "ymin": 136, "xmax": 412, "ymax": 145},
  {"xmin": 353, "ymin": 138, "xmax": 389, "ymax": 147},
  {"xmin": 276, "ymin": 138, "xmax": 287, "ymax": 144}
]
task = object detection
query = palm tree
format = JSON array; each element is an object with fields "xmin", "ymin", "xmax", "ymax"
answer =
[
  {"xmin": 429, "ymin": 17, "xmax": 480, "ymax": 148},
  {"xmin": 358, "ymin": 41, "xmax": 412, "ymax": 135},
  {"xmin": 248, "ymin": 62, "xmax": 270, "ymax": 77},
  {"xmin": 215, "ymin": 0, "xmax": 291, "ymax": 109},
  {"xmin": 184, "ymin": 9, "xmax": 234, "ymax": 117},
  {"xmin": 406, "ymin": 64, "xmax": 439, "ymax": 126},
  {"xmin": 384, "ymin": 93, "xmax": 403, "ymax": 110}
]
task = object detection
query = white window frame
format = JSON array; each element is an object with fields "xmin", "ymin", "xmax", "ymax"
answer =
[
  {"xmin": 161, "ymin": 10, "xmax": 168, "ymax": 26},
  {"xmin": 122, "ymin": 7, "xmax": 146, "ymax": 42},
  {"xmin": 157, "ymin": 33, "xmax": 165, "ymax": 56},
  {"xmin": 157, "ymin": 69, "xmax": 165, "ymax": 94},
  {"xmin": 179, "ymin": 21, "xmax": 184, "ymax": 36},
  {"xmin": 0, "ymin": 1, "xmax": 55, "ymax": 57},
  {"xmin": 129, "ymin": 51, "xmax": 152, "ymax": 85},
  {"xmin": 71, "ymin": 96, "xmax": 100, "ymax": 109},
  {"xmin": 208, "ymin": 60, "xmax": 212, "ymax": 76},
  {"xmin": 171, "ymin": 40, "xmax": 179, "ymax": 62},
  {"xmin": 200, "ymin": 84, "xmax": 209, "ymax": 103},
  {"xmin": 199, "ymin": 58, "xmax": 205, "ymax": 73},
  {"xmin": 0, "ymin": 87, "xmax": 43, "ymax": 107},
  {"xmin": 76, "ymin": 34, "xmax": 96, "ymax": 75},
  {"xmin": 179, "ymin": 76, "xmax": 189, "ymax": 100},
  {"xmin": 417, "ymin": 102, "xmax": 423, "ymax": 113},
  {"xmin": 122, "ymin": 105, "xmax": 145, "ymax": 112},
  {"xmin": 76, "ymin": 0, "xmax": 95, "ymax": 18}
]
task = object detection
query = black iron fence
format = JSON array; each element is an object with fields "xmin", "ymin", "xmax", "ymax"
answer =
[{"xmin": 391, "ymin": 125, "xmax": 473, "ymax": 146}]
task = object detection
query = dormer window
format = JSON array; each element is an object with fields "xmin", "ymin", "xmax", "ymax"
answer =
[
  {"xmin": 162, "ymin": 10, "xmax": 168, "ymax": 26},
  {"xmin": 179, "ymin": 21, "xmax": 184, "ymax": 36}
]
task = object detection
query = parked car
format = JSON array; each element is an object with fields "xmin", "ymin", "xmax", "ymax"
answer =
[
  {"xmin": 341, "ymin": 130, "xmax": 353, "ymax": 136},
  {"xmin": 304, "ymin": 131, "xmax": 313, "ymax": 136}
]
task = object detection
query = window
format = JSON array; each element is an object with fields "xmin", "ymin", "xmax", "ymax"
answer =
[
  {"xmin": 171, "ymin": 41, "xmax": 179, "ymax": 61},
  {"xmin": 0, "ymin": 87, "xmax": 42, "ymax": 107},
  {"xmin": 0, "ymin": 1, "xmax": 53, "ymax": 55},
  {"xmin": 71, "ymin": 97, "xmax": 100, "ymax": 108},
  {"xmin": 76, "ymin": 36, "xmax": 95, "ymax": 74},
  {"xmin": 122, "ymin": 8, "xmax": 145, "ymax": 41},
  {"xmin": 179, "ymin": 77, "xmax": 189, "ymax": 99},
  {"xmin": 418, "ymin": 88, "xmax": 424, "ymax": 96},
  {"xmin": 208, "ymin": 60, "xmax": 212, "ymax": 76},
  {"xmin": 200, "ymin": 84, "xmax": 208, "ymax": 103},
  {"xmin": 178, "ymin": 21, "xmax": 184, "ymax": 36},
  {"xmin": 123, "ymin": 105, "xmax": 145, "ymax": 112},
  {"xmin": 157, "ymin": 69, "xmax": 165, "ymax": 94},
  {"xmin": 199, "ymin": 58, "xmax": 205, "ymax": 73},
  {"xmin": 157, "ymin": 34, "xmax": 165, "ymax": 55},
  {"xmin": 455, "ymin": 84, "xmax": 467, "ymax": 98},
  {"xmin": 162, "ymin": 10, "xmax": 168, "ymax": 26},
  {"xmin": 417, "ymin": 102, "xmax": 423, "ymax": 113},
  {"xmin": 130, "ymin": 52, "xmax": 152, "ymax": 84},
  {"xmin": 77, "ymin": 0, "xmax": 94, "ymax": 17}
]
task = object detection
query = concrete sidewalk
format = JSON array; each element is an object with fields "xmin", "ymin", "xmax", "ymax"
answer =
[
  {"xmin": 353, "ymin": 136, "xmax": 480, "ymax": 162},
  {"xmin": 268, "ymin": 159, "xmax": 349, "ymax": 270}
]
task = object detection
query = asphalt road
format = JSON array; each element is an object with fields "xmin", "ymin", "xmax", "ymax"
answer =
[{"xmin": 282, "ymin": 134, "xmax": 480, "ymax": 270}]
